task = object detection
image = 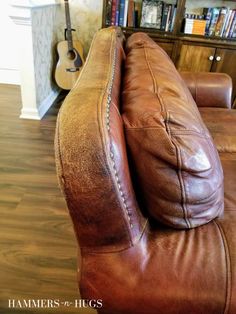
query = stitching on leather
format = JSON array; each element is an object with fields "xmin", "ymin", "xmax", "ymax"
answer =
[
  {"xmin": 214, "ymin": 220, "xmax": 232, "ymax": 314},
  {"xmin": 96, "ymin": 31, "xmax": 133, "ymax": 245},
  {"xmin": 193, "ymin": 73, "xmax": 197, "ymax": 103},
  {"xmin": 168, "ymin": 115, "xmax": 191, "ymax": 228},
  {"xmin": 170, "ymin": 129, "xmax": 210, "ymax": 137},
  {"xmin": 105, "ymin": 31, "xmax": 135, "ymax": 231},
  {"xmin": 144, "ymin": 47, "xmax": 158, "ymax": 95},
  {"xmin": 144, "ymin": 47, "xmax": 191, "ymax": 228},
  {"xmin": 108, "ymin": 49, "xmax": 134, "ymax": 229},
  {"xmin": 83, "ymin": 219, "xmax": 149, "ymax": 255}
]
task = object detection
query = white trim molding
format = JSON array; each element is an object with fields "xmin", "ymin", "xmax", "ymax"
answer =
[
  {"xmin": 20, "ymin": 88, "xmax": 60, "ymax": 120},
  {"xmin": 0, "ymin": 68, "xmax": 20, "ymax": 85},
  {"xmin": 9, "ymin": 0, "xmax": 61, "ymax": 120}
]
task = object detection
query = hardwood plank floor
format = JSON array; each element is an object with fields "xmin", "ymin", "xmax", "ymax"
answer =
[{"xmin": 0, "ymin": 85, "xmax": 96, "ymax": 314}]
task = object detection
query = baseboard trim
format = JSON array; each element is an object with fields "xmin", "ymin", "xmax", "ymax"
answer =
[
  {"xmin": 0, "ymin": 68, "xmax": 20, "ymax": 85},
  {"xmin": 20, "ymin": 88, "xmax": 60, "ymax": 120}
]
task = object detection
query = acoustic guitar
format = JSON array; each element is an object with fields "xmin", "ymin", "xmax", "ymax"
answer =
[{"xmin": 55, "ymin": 0, "xmax": 84, "ymax": 90}]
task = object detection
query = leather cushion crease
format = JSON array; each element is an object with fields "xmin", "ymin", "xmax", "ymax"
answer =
[{"xmin": 122, "ymin": 32, "xmax": 224, "ymax": 229}]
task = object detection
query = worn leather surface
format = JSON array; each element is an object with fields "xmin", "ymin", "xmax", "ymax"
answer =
[
  {"xmin": 180, "ymin": 72, "xmax": 232, "ymax": 108},
  {"xmin": 122, "ymin": 32, "xmax": 224, "ymax": 229},
  {"xmin": 55, "ymin": 27, "xmax": 146, "ymax": 252}
]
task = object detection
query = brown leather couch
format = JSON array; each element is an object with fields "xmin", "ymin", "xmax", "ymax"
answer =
[{"xmin": 55, "ymin": 27, "xmax": 236, "ymax": 314}]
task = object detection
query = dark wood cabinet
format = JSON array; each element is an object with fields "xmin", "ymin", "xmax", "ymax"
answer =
[
  {"xmin": 176, "ymin": 44, "xmax": 215, "ymax": 72},
  {"xmin": 212, "ymin": 48, "xmax": 236, "ymax": 103},
  {"xmin": 175, "ymin": 43, "xmax": 236, "ymax": 104},
  {"xmin": 102, "ymin": 0, "xmax": 236, "ymax": 106}
]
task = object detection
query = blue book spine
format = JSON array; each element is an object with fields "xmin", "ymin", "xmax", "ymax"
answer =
[
  {"xmin": 115, "ymin": 0, "xmax": 120, "ymax": 26},
  {"xmin": 203, "ymin": 8, "xmax": 213, "ymax": 36},
  {"xmin": 118, "ymin": 0, "xmax": 125, "ymax": 26},
  {"xmin": 208, "ymin": 8, "xmax": 220, "ymax": 36},
  {"xmin": 229, "ymin": 11, "xmax": 236, "ymax": 37}
]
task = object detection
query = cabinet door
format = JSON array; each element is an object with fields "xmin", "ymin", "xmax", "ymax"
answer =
[
  {"xmin": 176, "ymin": 44, "xmax": 216, "ymax": 72},
  {"xmin": 212, "ymin": 48, "xmax": 236, "ymax": 106}
]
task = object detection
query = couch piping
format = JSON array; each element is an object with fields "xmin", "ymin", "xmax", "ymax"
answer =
[
  {"xmin": 104, "ymin": 31, "xmax": 134, "ymax": 232},
  {"xmin": 214, "ymin": 220, "xmax": 232, "ymax": 314}
]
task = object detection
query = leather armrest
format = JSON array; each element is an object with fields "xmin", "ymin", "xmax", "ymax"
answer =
[
  {"xmin": 55, "ymin": 28, "xmax": 146, "ymax": 253},
  {"xmin": 180, "ymin": 72, "xmax": 232, "ymax": 109}
]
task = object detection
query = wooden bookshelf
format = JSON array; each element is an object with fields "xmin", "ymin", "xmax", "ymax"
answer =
[{"xmin": 102, "ymin": 0, "xmax": 236, "ymax": 107}]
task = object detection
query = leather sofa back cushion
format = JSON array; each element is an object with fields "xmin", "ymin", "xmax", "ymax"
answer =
[{"xmin": 122, "ymin": 33, "xmax": 224, "ymax": 229}]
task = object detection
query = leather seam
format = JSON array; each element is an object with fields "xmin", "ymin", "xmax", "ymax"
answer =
[
  {"xmin": 144, "ymin": 46, "xmax": 191, "ymax": 228},
  {"xmin": 194, "ymin": 73, "xmax": 197, "ymax": 104},
  {"xmin": 81, "ymin": 219, "xmax": 149, "ymax": 255},
  {"xmin": 214, "ymin": 220, "xmax": 232, "ymax": 314},
  {"xmin": 169, "ymin": 123, "xmax": 191, "ymax": 228},
  {"xmin": 98, "ymin": 31, "xmax": 133, "ymax": 246}
]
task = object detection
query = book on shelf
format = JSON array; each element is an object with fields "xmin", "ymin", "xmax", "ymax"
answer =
[
  {"xmin": 229, "ymin": 12, "xmax": 236, "ymax": 38},
  {"xmin": 169, "ymin": 4, "xmax": 177, "ymax": 32},
  {"xmin": 203, "ymin": 7, "xmax": 213, "ymax": 36},
  {"xmin": 118, "ymin": 0, "xmax": 126, "ymax": 26},
  {"xmin": 184, "ymin": 15, "xmax": 206, "ymax": 36},
  {"xmin": 225, "ymin": 10, "xmax": 236, "ymax": 37},
  {"xmin": 214, "ymin": 7, "xmax": 227, "ymax": 36},
  {"xmin": 183, "ymin": 6, "xmax": 236, "ymax": 39},
  {"xmin": 105, "ymin": 0, "xmax": 177, "ymax": 32},
  {"xmin": 160, "ymin": 3, "xmax": 169, "ymax": 30},
  {"xmin": 208, "ymin": 7, "xmax": 220, "ymax": 36},
  {"xmin": 127, "ymin": 0, "xmax": 134, "ymax": 27},
  {"xmin": 105, "ymin": 0, "xmax": 112, "ymax": 25},
  {"xmin": 123, "ymin": 0, "xmax": 129, "ymax": 27},
  {"xmin": 115, "ymin": 0, "xmax": 120, "ymax": 26},
  {"xmin": 134, "ymin": 1, "xmax": 142, "ymax": 27},
  {"xmin": 111, "ymin": 0, "xmax": 117, "ymax": 25}
]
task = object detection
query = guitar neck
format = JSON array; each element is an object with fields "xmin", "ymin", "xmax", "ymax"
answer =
[{"xmin": 64, "ymin": 0, "xmax": 73, "ymax": 51}]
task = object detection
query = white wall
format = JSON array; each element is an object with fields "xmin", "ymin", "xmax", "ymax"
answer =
[
  {"xmin": 6, "ymin": 0, "xmax": 103, "ymax": 119},
  {"xmin": 0, "ymin": 0, "xmax": 20, "ymax": 84},
  {"xmin": 10, "ymin": 1, "xmax": 61, "ymax": 119}
]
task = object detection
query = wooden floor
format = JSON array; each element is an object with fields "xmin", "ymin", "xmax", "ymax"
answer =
[{"xmin": 0, "ymin": 85, "xmax": 96, "ymax": 314}]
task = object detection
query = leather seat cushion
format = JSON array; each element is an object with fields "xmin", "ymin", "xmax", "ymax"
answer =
[
  {"xmin": 220, "ymin": 153, "xmax": 236, "ymax": 211},
  {"xmin": 199, "ymin": 108, "xmax": 236, "ymax": 212},
  {"xmin": 81, "ymin": 211, "xmax": 236, "ymax": 314},
  {"xmin": 199, "ymin": 108, "xmax": 236, "ymax": 153},
  {"xmin": 122, "ymin": 33, "xmax": 224, "ymax": 229}
]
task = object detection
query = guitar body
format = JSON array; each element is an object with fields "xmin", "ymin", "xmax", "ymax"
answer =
[{"xmin": 55, "ymin": 40, "xmax": 84, "ymax": 90}]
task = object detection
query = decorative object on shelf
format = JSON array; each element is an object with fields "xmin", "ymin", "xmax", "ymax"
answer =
[
  {"xmin": 140, "ymin": 0, "xmax": 163, "ymax": 29},
  {"xmin": 55, "ymin": 0, "xmax": 84, "ymax": 90}
]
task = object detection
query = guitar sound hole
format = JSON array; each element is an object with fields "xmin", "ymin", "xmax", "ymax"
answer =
[{"xmin": 67, "ymin": 50, "xmax": 76, "ymax": 60}]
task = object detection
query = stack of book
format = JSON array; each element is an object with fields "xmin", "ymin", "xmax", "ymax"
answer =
[
  {"xmin": 105, "ymin": 0, "xmax": 141, "ymax": 28},
  {"xmin": 184, "ymin": 15, "xmax": 206, "ymax": 36},
  {"xmin": 105, "ymin": 0, "xmax": 177, "ymax": 31},
  {"xmin": 184, "ymin": 7, "xmax": 236, "ymax": 38}
]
